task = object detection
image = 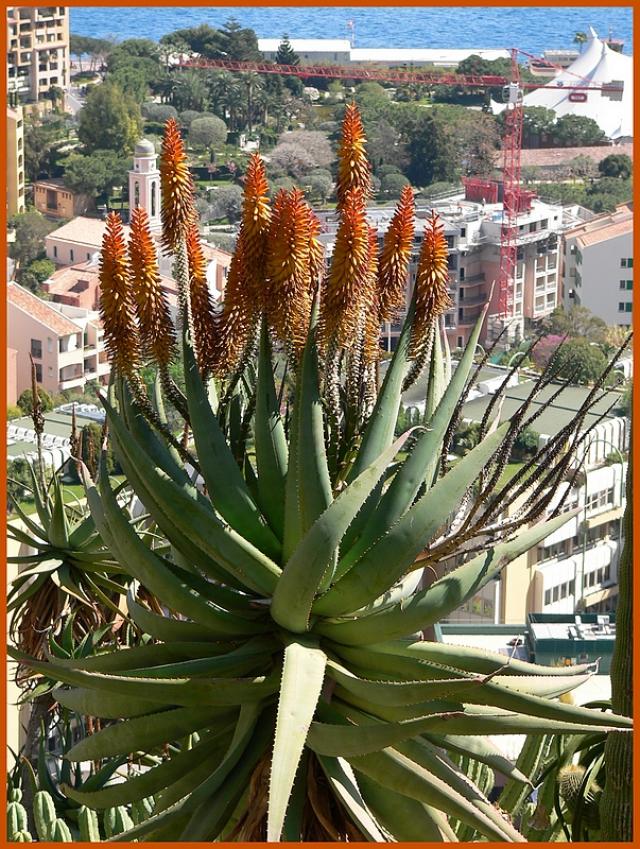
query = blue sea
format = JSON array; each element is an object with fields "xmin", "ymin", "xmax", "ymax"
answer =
[{"xmin": 70, "ymin": 6, "xmax": 633, "ymax": 56}]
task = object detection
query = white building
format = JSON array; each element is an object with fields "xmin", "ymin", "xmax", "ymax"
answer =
[
  {"xmin": 257, "ymin": 38, "xmax": 509, "ymax": 68},
  {"xmin": 491, "ymin": 27, "xmax": 633, "ymax": 140},
  {"xmin": 562, "ymin": 203, "xmax": 633, "ymax": 327}
]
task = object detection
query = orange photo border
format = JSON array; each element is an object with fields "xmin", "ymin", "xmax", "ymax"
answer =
[{"xmin": 0, "ymin": 1, "xmax": 637, "ymax": 846}]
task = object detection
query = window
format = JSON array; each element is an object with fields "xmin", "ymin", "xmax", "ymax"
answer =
[
  {"xmin": 34, "ymin": 363, "xmax": 42, "ymax": 382},
  {"xmin": 151, "ymin": 181, "xmax": 157, "ymax": 217},
  {"xmin": 619, "ymin": 302, "xmax": 628, "ymax": 312},
  {"xmin": 70, "ymin": 248, "xmax": 74, "ymax": 262},
  {"xmin": 30, "ymin": 339, "xmax": 42, "ymax": 358},
  {"xmin": 134, "ymin": 181, "xmax": 140, "ymax": 207},
  {"xmin": 544, "ymin": 589, "xmax": 551, "ymax": 606},
  {"xmin": 47, "ymin": 337, "xmax": 53, "ymax": 353},
  {"xmin": 621, "ymin": 258, "xmax": 633, "ymax": 268},
  {"xmin": 460, "ymin": 227, "xmax": 466, "ymax": 238},
  {"xmin": 87, "ymin": 252, "xmax": 91, "ymax": 260},
  {"xmin": 53, "ymin": 245, "xmax": 57, "ymax": 258}
]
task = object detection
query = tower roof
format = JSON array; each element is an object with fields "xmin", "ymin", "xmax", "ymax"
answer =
[{"xmin": 134, "ymin": 138, "xmax": 156, "ymax": 157}]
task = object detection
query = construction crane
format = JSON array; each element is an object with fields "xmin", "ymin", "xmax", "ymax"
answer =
[{"xmin": 177, "ymin": 53, "xmax": 620, "ymax": 341}]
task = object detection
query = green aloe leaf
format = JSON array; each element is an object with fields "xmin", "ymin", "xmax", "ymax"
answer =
[
  {"xmin": 53, "ymin": 686, "xmax": 162, "ymax": 719},
  {"xmin": 314, "ymin": 423, "xmax": 509, "ymax": 618},
  {"xmin": 66, "ymin": 707, "xmax": 232, "ymax": 761},
  {"xmin": 358, "ymin": 772, "xmax": 457, "ymax": 841},
  {"xmin": 271, "ymin": 431, "xmax": 411, "ymax": 633},
  {"xmin": 183, "ymin": 335, "xmax": 281, "ymax": 560},
  {"xmin": 317, "ymin": 755, "xmax": 386, "ymax": 841},
  {"xmin": 48, "ymin": 475, "xmax": 70, "ymax": 549},
  {"xmin": 254, "ymin": 321, "xmax": 288, "ymax": 539},
  {"xmin": 347, "ymin": 298, "xmax": 415, "ymax": 482},
  {"xmin": 338, "ymin": 308, "xmax": 486, "ymax": 577},
  {"xmin": 319, "ymin": 509, "xmax": 581, "ymax": 644},
  {"xmin": 283, "ymin": 320, "xmax": 332, "ymax": 561},
  {"xmin": 426, "ymin": 733, "xmax": 531, "ymax": 785},
  {"xmin": 267, "ymin": 638, "xmax": 327, "ymax": 841}
]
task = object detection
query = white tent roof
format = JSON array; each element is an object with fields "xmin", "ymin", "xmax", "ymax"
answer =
[{"xmin": 492, "ymin": 27, "xmax": 633, "ymax": 139}]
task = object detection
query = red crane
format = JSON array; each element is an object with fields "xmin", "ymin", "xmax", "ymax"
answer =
[{"xmin": 177, "ymin": 54, "xmax": 619, "ymax": 339}]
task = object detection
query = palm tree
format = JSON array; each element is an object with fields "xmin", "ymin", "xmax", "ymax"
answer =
[
  {"xmin": 210, "ymin": 72, "xmax": 243, "ymax": 132},
  {"xmin": 573, "ymin": 31, "xmax": 588, "ymax": 52}
]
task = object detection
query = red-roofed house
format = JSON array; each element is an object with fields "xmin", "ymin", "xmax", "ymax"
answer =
[{"xmin": 7, "ymin": 282, "xmax": 110, "ymax": 397}]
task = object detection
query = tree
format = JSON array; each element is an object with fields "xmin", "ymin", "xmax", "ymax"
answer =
[
  {"xmin": 365, "ymin": 118, "xmax": 407, "ymax": 173},
  {"xmin": 307, "ymin": 172, "xmax": 333, "ymax": 203},
  {"xmin": 553, "ymin": 114, "xmax": 607, "ymax": 147},
  {"xmin": 452, "ymin": 421, "xmax": 482, "ymax": 456},
  {"xmin": 569, "ymin": 154, "xmax": 596, "ymax": 180},
  {"xmin": 7, "ymin": 458, "xmax": 36, "ymax": 507},
  {"xmin": 62, "ymin": 149, "xmax": 130, "ymax": 198},
  {"xmin": 218, "ymin": 18, "xmax": 262, "ymax": 61},
  {"xmin": 278, "ymin": 130, "xmax": 333, "ymax": 168},
  {"xmin": 573, "ymin": 31, "xmax": 588, "ymax": 51},
  {"xmin": 275, "ymin": 34, "xmax": 299, "ymax": 66},
  {"xmin": 354, "ymin": 82, "xmax": 391, "ymax": 118},
  {"xmin": 22, "ymin": 258, "xmax": 55, "ymax": 289},
  {"xmin": 549, "ymin": 338, "xmax": 607, "ymax": 384},
  {"xmin": 179, "ymin": 109, "xmax": 203, "ymax": 127},
  {"xmin": 598, "ymin": 153, "xmax": 632, "ymax": 179},
  {"xmin": 511, "ymin": 427, "xmax": 539, "ymax": 461},
  {"xmin": 78, "ymin": 82, "xmax": 142, "ymax": 155},
  {"xmin": 543, "ymin": 305, "xmax": 608, "ymax": 343},
  {"xmin": 520, "ymin": 106, "xmax": 557, "ymax": 147},
  {"xmin": 269, "ymin": 143, "xmax": 316, "ymax": 179},
  {"xmin": 161, "ymin": 24, "xmax": 224, "ymax": 58},
  {"xmin": 18, "ymin": 387, "xmax": 54, "ymax": 415},
  {"xmin": 8, "ymin": 212, "xmax": 55, "ymax": 275},
  {"xmin": 531, "ymin": 334, "xmax": 565, "ymax": 369},
  {"xmin": 210, "ymin": 185, "xmax": 244, "ymax": 223},
  {"xmin": 380, "ymin": 172, "xmax": 410, "ymax": 197},
  {"xmin": 142, "ymin": 102, "xmax": 178, "ymax": 123},
  {"xmin": 23, "ymin": 113, "xmax": 67, "ymax": 182},
  {"xmin": 189, "ymin": 115, "xmax": 228, "ymax": 151}
]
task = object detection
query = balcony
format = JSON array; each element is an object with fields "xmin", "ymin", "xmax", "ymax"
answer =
[
  {"xmin": 458, "ymin": 293, "xmax": 487, "ymax": 307},
  {"xmin": 460, "ymin": 272, "xmax": 485, "ymax": 286}
]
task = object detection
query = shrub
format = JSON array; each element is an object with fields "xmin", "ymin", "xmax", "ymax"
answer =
[{"xmin": 18, "ymin": 387, "xmax": 54, "ymax": 415}]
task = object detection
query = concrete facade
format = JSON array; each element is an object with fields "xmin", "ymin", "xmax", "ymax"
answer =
[
  {"xmin": 6, "ymin": 105, "xmax": 25, "ymax": 215},
  {"xmin": 562, "ymin": 204, "xmax": 633, "ymax": 327},
  {"xmin": 317, "ymin": 189, "xmax": 565, "ymax": 350},
  {"xmin": 7, "ymin": 282, "xmax": 110, "ymax": 397},
  {"xmin": 7, "ymin": 6, "xmax": 70, "ymax": 102},
  {"xmin": 34, "ymin": 178, "xmax": 94, "ymax": 219}
]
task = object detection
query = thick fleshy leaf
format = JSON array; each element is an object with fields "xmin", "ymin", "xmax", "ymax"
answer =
[
  {"xmin": 254, "ymin": 322, "xmax": 288, "ymax": 539},
  {"xmin": 319, "ymin": 508, "xmax": 581, "ymax": 644},
  {"xmin": 271, "ymin": 431, "xmax": 411, "ymax": 633},
  {"xmin": 316, "ymin": 756, "xmax": 386, "ymax": 841},
  {"xmin": 337, "ymin": 307, "xmax": 486, "ymax": 578},
  {"xmin": 268, "ymin": 638, "xmax": 327, "ymax": 841},
  {"xmin": 183, "ymin": 336, "xmax": 281, "ymax": 559},
  {"xmin": 314, "ymin": 423, "xmax": 509, "ymax": 618}
]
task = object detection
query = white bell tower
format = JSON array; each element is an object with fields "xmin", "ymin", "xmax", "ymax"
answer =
[{"xmin": 129, "ymin": 139, "xmax": 161, "ymax": 232}]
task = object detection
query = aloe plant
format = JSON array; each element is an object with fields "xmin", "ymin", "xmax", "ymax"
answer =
[{"xmin": 9, "ymin": 112, "xmax": 632, "ymax": 842}]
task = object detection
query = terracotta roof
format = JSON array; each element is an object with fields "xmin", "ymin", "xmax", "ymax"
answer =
[
  {"xmin": 7, "ymin": 282, "xmax": 81, "ymax": 336},
  {"xmin": 577, "ymin": 218, "xmax": 633, "ymax": 248},
  {"xmin": 520, "ymin": 143, "xmax": 633, "ymax": 168},
  {"xmin": 46, "ymin": 216, "xmax": 130, "ymax": 248}
]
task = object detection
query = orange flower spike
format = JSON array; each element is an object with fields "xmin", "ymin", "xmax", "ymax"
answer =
[
  {"xmin": 411, "ymin": 211, "xmax": 452, "ymax": 356},
  {"xmin": 240, "ymin": 154, "xmax": 271, "ymax": 307},
  {"xmin": 323, "ymin": 187, "xmax": 369, "ymax": 347},
  {"xmin": 378, "ymin": 185, "xmax": 415, "ymax": 323},
  {"xmin": 212, "ymin": 239, "xmax": 252, "ymax": 375},
  {"xmin": 128, "ymin": 207, "xmax": 176, "ymax": 368},
  {"xmin": 336, "ymin": 103, "xmax": 371, "ymax": 209},
  {"xmin": 185, "ymin": 223, "xmax": 217, "ymax": 374},
  {"xmin": 99, "ymin": 212, "xmax": 140, "ymax": 376},
  {"xmin": 160, "ymin": 118, "xmax": 196, "ymax": 251},
  {"xmin": 363, "ymin": 226, "xmax": 382, "ymax": 365}
]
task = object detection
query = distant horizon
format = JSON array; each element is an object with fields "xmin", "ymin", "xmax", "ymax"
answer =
[{"xmin": 68, "ymin": 6, "xmax": 633, "ymax": 57}]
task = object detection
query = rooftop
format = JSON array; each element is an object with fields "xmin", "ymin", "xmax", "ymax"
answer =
[
  {"xmin": 46, "ymin": 215, "xmax": 131, "ymax": 249},
  {"xmin": 520, "ymin": 143, "xmax": 632, "ymax": 167},
  {"xmin": 564, "ymin": 202, "xmax": 633, "ymax": 246},
  {"xmin": 7, "ymin": 281, "xmax": 80, "ymax": 336},
  {"xmin": 258, "ymin": 38, "xmax": 351, "ymax": 52},
  {"xmin": 460, "ymin": 379, "xmax": 624, "ymax": 440}
]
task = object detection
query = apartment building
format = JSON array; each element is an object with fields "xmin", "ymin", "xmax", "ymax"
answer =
[
  {"xmin": 6, "ymin": 105, "xmax": 25, "ymax": 215},
  {"xmin": 434, "ymin": 379, "xmax": 628, "ymax": 625},
  {"xmin": 316, "ymin": 184, "xmax": 565, "ymax": 349},
  {"xmin": 7, "ymin": 281, "xmax": 110, "ymax": 397},
  {"xmin": 563, "ymin": 203, "xmax": 633, "ymax": 327},
  {"xmin": 7, "ymin": 6, "xmax": 70, "ymax": 102}
]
